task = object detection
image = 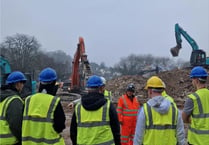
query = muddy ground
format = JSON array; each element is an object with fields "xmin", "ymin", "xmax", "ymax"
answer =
[{"xmin": 60, "ymin": 68, "xmax": 209, "ymax": 145}]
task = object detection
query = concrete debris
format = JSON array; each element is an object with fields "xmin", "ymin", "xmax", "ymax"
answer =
[
  {"xmin": 61, "ymin": 68, "xmax": 209, "ymax": 144},
  {"xmin": 106, "ymin": 68, "xmax": 209, "ymax": 108}
]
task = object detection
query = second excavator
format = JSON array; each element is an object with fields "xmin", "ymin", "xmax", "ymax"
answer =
[{"xmin": 170, "ymin": 23, "xmax": 209, "ymax": 68}]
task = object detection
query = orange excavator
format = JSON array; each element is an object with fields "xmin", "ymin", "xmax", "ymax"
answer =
[{"xmin": 69, "ymin": 37, "xmax": 92, "ymax": 93}]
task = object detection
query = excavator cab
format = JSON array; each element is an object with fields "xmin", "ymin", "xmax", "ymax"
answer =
[
  {"xmin": 0, "ymin": 55, "xmax": 36, "ymax": 97},
  {"xmin": 0, "ymin": 56, "xmax": 11, "ymax": 87},
  {"xmin": 190, "ymin": 50, "xmax": 207, "ymax": 66}
]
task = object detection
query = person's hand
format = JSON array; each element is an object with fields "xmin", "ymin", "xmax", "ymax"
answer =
[{"xmin": 68, "ymin": 102, "xmax": 75, "ymax": 110}]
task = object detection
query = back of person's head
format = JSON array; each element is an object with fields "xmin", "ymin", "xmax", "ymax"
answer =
[
  {"xmin": 6, "ymin": 71, "xmax": 27, "ymax": 85},
  {"xmin": 190, "ymin": 66, "xmax": 208, "ymax": 83},
  {"xmin": 38, "ymin": 67, "xmax": 57, "ymax": 95},
  {"xmin": 39, "ymin": 67, "xmax": 57, "ymax": 83},
  {"xmin": 87, "ymin": 75, "xmax": 103, "ymax": 88},
  {"xmin": 145, "ymin": 76, "xmax": 165, "ymax": 93},
  {"xmin": 86, "ymin": 75, "xmax": 103, "ymax": 92},
  {"xmin": 4, "ymin": 71, "xmax": 27, "ymax": 92}
]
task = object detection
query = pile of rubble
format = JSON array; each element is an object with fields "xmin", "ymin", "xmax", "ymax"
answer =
[
  {"xmin": 61, "ymin": 68, "xmax": 209, "ymax": 144},
  {"xmin": 106, "ymin": 68, "xmax": 209, "ymax": 108}
]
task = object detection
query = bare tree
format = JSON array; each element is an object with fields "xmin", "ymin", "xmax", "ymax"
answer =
[
  {"xmin": 113, "ymin": 54, "xmax": 177, "ymax": 75},
  {"xmin": 47, "ymin": 50, "xmax": 72, "ymax": 80},
  {"xmin": 0, "ymin": 33, "xmax": 40, "ymax": 73}
]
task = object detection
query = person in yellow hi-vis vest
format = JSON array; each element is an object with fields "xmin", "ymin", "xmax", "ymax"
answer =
[
  {"xmin": 68, "ymin": 76, "xmax": 112, "ymax": 109},
  {"xmin": 70, "ymin": 75, "xmax": 121, "ymax": 145},
  {"xmin": 182, "ymin": 66, "xmax": 209, "ymax": 145},
  {"xmin": 100, "ymin": 76, "xmax": 112, "ymax": 101},
  {"xmin": 161, "ymin": 81, "xmax": 177, "ymax": 108},
  {"xmin": 22, "ymin": 67, "xmax": 66, "ymax": 145},
  {"xmin": 0, "ymin": 71, "xmax": 27, "ymax": 145},
  {"xmin": 134, "ymin": 76, "xmax": 185, "ymax": 145}
]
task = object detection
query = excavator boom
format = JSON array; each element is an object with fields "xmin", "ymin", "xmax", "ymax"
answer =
[
  {"xmin": 170, "ymin": 23, "xmax": 199, "ymax": 57},
  {"xmin": 170, "ymin": 23, "xmax": 209, "ymax": 67},
  {"xmin": 70, "ymin": 37, "xmax": 92, "ymax": 93}
]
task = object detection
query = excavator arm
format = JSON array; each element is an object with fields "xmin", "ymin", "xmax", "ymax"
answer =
[
  {"xmin": 170, "ymin": 23, "xmax": 199, "ymax": 57},
  {"xmin": 170, "ymin": 23, "xmax": 208, "ymax": 67},
  {"xmin": 70, "ymin": 37, "xmax": 92, "ymax": 93}
]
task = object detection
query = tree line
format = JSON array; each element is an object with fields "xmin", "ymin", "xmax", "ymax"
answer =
[{"xmin": 0, "ymin": 33, "xmax": 188, "ymax": 81}]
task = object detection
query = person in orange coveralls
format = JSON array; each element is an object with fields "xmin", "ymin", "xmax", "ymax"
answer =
[{"xmin": 117, "ymin": 83, "xmax": 140, "ymax": 145}]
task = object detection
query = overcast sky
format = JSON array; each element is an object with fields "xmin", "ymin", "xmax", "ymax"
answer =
[{"xmin": 1, "ymin": 0, "xmax": 209, "ymax": 66}]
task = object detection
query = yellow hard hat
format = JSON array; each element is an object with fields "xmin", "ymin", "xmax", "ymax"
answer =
[{"xmin": 145, "ymin": 76, "xmax": 165, "ymax": 89}]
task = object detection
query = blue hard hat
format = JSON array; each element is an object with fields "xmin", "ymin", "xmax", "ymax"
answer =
[
  {"xmin": 6, "ymin": 71, "xmax": 27, "ymax": 84},
  {"xmin": 39, "ymin": 67, "xmax": 57, "ymax": 82},
  {"xmin": 190, "ymin": 66, "xmax": 208, "ymax": 78},
  {"xmin": 87, "ymin": 75, "xmax": 103, "ymax": 87}
]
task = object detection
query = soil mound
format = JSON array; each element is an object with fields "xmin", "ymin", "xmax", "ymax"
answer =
[{"xmin": 106, "ymin": 68, "xmax": 209, "ymax": 108}]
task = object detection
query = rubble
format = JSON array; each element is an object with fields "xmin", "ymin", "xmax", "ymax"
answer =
[
  {"xmin": 106, "ymin": 68, "xmax": 209, "ymax": 108},
  {"xmin": 61, "ymin": 67, "xmax": 209, "ymax": 144}
]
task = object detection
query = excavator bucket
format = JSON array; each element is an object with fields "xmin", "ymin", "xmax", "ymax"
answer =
[{"xmin": 170, "ymin": 45, "xmax": 181, "ymax": 57}]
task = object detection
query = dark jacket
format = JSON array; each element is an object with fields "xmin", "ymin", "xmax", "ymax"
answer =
[
  {"xmin": 0, "ymin": 88, "xmax": 23, "ymax": 145},
  {"xmin": 53, "ymin": 100, "xmax": 66, "ymax": 133},
  {"xmin": 70, "ymin": 92, "xmax": 121, "ymax": 145}
]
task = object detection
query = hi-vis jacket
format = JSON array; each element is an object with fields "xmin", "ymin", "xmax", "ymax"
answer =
[
  {"xmin": 104, "ymin": 89, "xmax": 112, "ymax": 100},
  {"xmin": 117, "ymin": 94, "xmax": 140, "ymax": 144},
  {"xmin": 188, "ymin": 88, "xmax": 209, "ymax": 145},
  {"xmin": 0, "ymin": 95, "xmax": 23, "ymax": 144},
  {"xmin": 117, "ymin": 94, "xmax": 140, "ymax": 124},
  {"xmin": 22, "ymin": 93, "xmax": 65, "ymax": 145},
  {"xmin": 133, "ymin": 96, "xmax": 185, "ymax": 145},
  {"xmin": 143, "ymin": 103, "xmax": 178, "ymax": 145},
  {"xmin": 75, "ymin": 100, "xmax": 114, "ymax": 145}
]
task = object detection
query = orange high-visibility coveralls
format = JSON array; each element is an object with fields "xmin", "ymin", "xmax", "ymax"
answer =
[{"xmin": 117, "ymin": 94, "xmax": 140, "ymax": 145}]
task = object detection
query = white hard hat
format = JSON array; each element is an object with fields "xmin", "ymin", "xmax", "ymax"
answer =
[{"xmin": 100, "ymin": 77, "xmax": 106, "ymax": 85}]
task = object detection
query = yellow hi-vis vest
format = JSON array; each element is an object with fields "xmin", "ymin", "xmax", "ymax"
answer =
[
  {"xmin": 104, "ymin": 90, "xmax": 112, "ymax": 100},
  {"xmin": 22, "ymin": 93, "xmax": 65, "ymax": 145},
  {"xmin": 0, "ymin": 95, "xmax": 22, "ymax": 144},
  {"xmin": 75, "ymin": 100, "xmax": 115, "ymax": 145},
  {"xmin": 143, "ymin": 103, "xmax": 178, "ymax": 145},
  {"xmin": 162, "ymin": 91, "xmax": 175, "ymax": 103},
  {"xmin": 188, "ymin": 88, "xmax": 209, "ymax": 145},
  {"xmin": 161, "ymin": 91, "xmax": 177, "ymax": 108}
]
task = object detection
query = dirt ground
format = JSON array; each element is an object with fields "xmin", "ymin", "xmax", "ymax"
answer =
[
  {"xmin": 61, "ymin": 101, "xmax": 72, "ymax": 145},
  {"xmin": 60, "ymin": 68, "xmax": 209, "ymax": 145},
  {"xmin": 106, "ymin": 68, "xmax": 209, "ymax": 108}
]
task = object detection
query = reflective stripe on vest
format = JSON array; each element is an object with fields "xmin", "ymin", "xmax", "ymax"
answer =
[
  {"xmin": 22, "ymin": 93, "xmax": 65, "ymax": 145},
  {"xmin": 143, "ymin": 103, "xmax": 178, "ymax": 145},
  {"xmin": 188, "ymin": 89, "xmax": 209, "ymax": 145},
  {"xmin": 161, "ymin": 91, "xmax": 178, "ymax": 109},
  {"xmin": 0, "ymin": 95, "xmax": 22, "ymax": 144},
  {"xmin": 121, "ymin": 95, "xmax": 138, "ymax": 116},
  {"xmin": 76, "ymin": 100, "xmax": 114, "ymax": 145}
]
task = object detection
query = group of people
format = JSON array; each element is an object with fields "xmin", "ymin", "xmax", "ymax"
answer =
[
  {"xmin": 0, "ymin": 66, "xmax": 209, "ymax": 145},
  {"xmin": 117, "ymin": 66, "xmax": 209, "ymax": 145},
  {"xmin": 0, "ymin": 67, "xmax": 66, "ymax": 145}
]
